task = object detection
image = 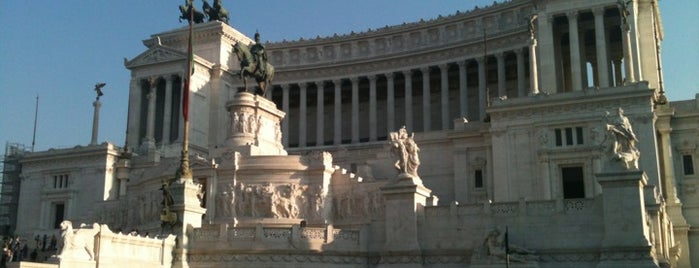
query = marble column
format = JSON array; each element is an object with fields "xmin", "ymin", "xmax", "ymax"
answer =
[
  {"xmin": 90, "ymin": 100, "xmax": 101, "ymax": 146},
  {"xmin": 477, "ymin": 58, "xmax": 487, "ymax": 120},
  {"xmin": 421, "ymin": 67, "xmax": 431, "ymax": 131},
  {"xmin": 621, "ymin": 15, "xmax": 636, "ymax": 83},
  {"xmin": 299, "ymin": 83, "xmax": 307, "ymax": 147},
  {"xmin": 282, "ymin": 84, "xmax": 290, "ymax": 147},
  {"xmin": 537, "ymin": 14, "xmax": 555, "ymax": 94},
  {"xmin": 143, "ymin": 77, "xmax": 158, "ymax": 149},
  {"xmin": 351, "ymin": 77, "xmax": 359, "ymax": 143},
  {"xmin": 496, "ymin": 52, "xmax": 506, "ymax": 97},
  {"xmin": 333, "ymin": 80, "xmax": 342, "ymax": 145},
  {"xmin": 568, "ymin": 11, "xmax": 583, "ymax": 91},
  {"xmin": 403, "ymin": 70, "xmax": 414, "ymax": 132},
  {"xmin": 162, "ymin": 75, "xmax": 174, "ymax": 144},
  {"xmin": 457, "ymin": 61, "xmax": 468, "ymax": 118},
  {"xmin": 515, "ymin": 48, "xmax": 526, "ymax": 97},
  {"xmin": 613, "ymin": 58, "xmax": 623, "ymax": 86},
  {"xmin": 593, "ymin": 7, "xmax": 610, "ymax": 88},
  {"xmin": 316, "ymin": 81, "xmax": 325, "ymax": 147},
  {"xmin": 369, "ymin": 75, "xmax": 377, "ymax": 141},
  {"xmin": 439, "ymin": 64, "xmax": 449, "ymax": 130},
  {"xmin": 529, "ymin": 38, "xmax": 539, "ymax": 95},
  {"xmin": 386, "ymin": 73, "xmax": 395, "ymax": 132}
]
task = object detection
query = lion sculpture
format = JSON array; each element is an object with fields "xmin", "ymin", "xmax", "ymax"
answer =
[{"xmin": 57, "ymin": 220, "xmax": 100, "ymax": 261}]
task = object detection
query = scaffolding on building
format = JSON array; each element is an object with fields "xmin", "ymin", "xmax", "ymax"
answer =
[{"xmin": 1, "ymin": 142, "xmax": 29, "ymax": 236}]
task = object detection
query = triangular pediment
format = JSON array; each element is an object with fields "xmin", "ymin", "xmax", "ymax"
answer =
[{"xmin": 125, "ymin": 45, "xmax": 187, "ymax": 69}]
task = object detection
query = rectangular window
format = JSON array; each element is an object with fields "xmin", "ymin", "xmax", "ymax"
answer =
[
  {"xmin": 555, "ymin": 129, "xmax": 562, "ymax": 146},
  {"xmin": 53, "ymin": 203, "xmax": 65, "ymax": 229},
  {"xmin": 683, "ymin": 155, "xmax": 695, "ymax": 175},
  {"xmin": 576, "ymin": 127, "xmax": 584, "ymax": 145},
  {"xmin": 474, "ymin": 169, "xmax": 483, "ymax": 188},
  {"xmin": 561, "ymin": 166, "xmax": 585, "ymax": 199},
  {"xmin": 565, "ymin": 128, "xmax": 573, "ymax": 146}
]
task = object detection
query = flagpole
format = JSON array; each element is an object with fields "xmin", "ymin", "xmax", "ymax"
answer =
[
  {"xmin": 176, "ymin": 5, "xmax": 194, "ymax": 182},
  {"xmin": 505, "ymin": 226, "xmax": 510, "ymax": 268},
  {"xmin": 31, "ymin": 95, "xmax": 39, "ymax": 152}
]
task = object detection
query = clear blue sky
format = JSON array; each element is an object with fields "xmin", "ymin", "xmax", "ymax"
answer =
[{"xmin": 0, "ymin": 1, "xmax": 697, "ymax": 152}]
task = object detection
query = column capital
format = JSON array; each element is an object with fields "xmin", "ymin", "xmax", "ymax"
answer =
[
  {"xmin": 591, "ymin": 6, "xmax": 606, "ymax": 16},
  {"xmin": 495, "ymin": 51, "xmax": 505, "ymax": 59},
  {"xmin": 148, "ymin": 76, "xmax": 159, "ymax": 88},
  {"xmin": 566, "ymin": 10, "xmax": 579, "ymax": 20}
]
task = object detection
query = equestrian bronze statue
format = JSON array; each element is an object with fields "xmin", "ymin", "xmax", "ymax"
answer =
[
  {"xmin": 179, "ymin": 0, "xmax": 205, "ymax": 24},
  {"xmin": 203, "ymin": 0, "xmax": 229, "ymax": 24},
  {"xmin": 232, "ymin": 33, "xmax": 275, "ymax": 96}
]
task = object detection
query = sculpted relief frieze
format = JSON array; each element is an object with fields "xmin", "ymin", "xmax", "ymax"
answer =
[{"xmin": 216, "ymin": 182, "xmax": 325, "ymax": 221}]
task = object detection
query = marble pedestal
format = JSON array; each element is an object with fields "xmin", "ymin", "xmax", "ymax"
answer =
[{"xmin": 225, "ymin": 92, "xmax": 286, "ymax": 156}]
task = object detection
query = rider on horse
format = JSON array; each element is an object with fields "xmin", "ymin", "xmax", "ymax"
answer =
[{"xmin": 250, "ymin": 31, "xmax": 268, "ymax": 77}]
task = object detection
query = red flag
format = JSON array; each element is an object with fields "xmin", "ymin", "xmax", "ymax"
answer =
[{"xmin": 183, "ymin": 6, "xmax": 194, "ymax": 121}]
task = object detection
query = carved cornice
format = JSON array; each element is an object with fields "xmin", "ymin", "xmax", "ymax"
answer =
[{"xmin": 273, "ymin": 32, "xmax": 530, "ymax": 83}]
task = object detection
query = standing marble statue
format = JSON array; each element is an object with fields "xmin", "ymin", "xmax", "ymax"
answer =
[
  {"xmin": 605, "ymin": 108, "xmax": 640, "ymax": 169},
  {"xmin": 389, "ymin": 126, "xmax": 420, "ymax": 178}
]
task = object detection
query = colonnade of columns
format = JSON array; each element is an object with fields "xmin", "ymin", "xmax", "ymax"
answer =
[
  {"xmin": 134, "ymin": 74, "xmax": 184, "ymax": 150},
  {"xmin": 539, "ymin": 5, "xmax": 635, "ymax": 93},
  {"xmin": 273, "ymin": 46, "xmax": 535, "ymax": 148}
]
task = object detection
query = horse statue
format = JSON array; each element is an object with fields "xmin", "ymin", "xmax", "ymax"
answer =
[
  {"xmin": 203, "ymin": 0, "xmax": 229, "ymax": 24},
  {"xmin": 179, "ymin": 0, "xmax": 205, "ymax": 24},
  {"xmin": 232, "ymin": 41, "xmax": 275, "ymax": 96}
]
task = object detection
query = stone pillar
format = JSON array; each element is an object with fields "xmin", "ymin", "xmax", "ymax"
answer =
[
  {"xmin": 168, "ymin": 179, "xmax": 207, "ymax": 268},
  {"xmin": 613, "ymin": 58, "xmax": 623, "ymax": 86},
  {"xmin": 567, "ymin": 11, "xmax": 583, "ymax": 91},
  {"xmin": 380, "ymin": 177, "xmax": 431, "ymax": 265},
  {"xmin": 477, "ymin": 57, "xmax": 487, "ymax": 120},
  {"xmin": 421, "ymin": 67, "xmax": 431, "ymax": 131},
  {"xmin": 281, "ymin": 84, "xmax": 290, "ymax": 147},
  {"xmin": 496, "ymin": 52, "xmax": 506, "ymax": 97},
  {"xmin": 334, "ymin": 80, "xmax": 342, "ymax": 145},
  {"xmin": 403, "ymin": 70, "xmax": 414, "ymax": 132},
  {"xmin": 299, "ymin": 83, "xmax": 307, "ymax": 147},
  {"xmin": 620, "ymin": 5, "xmax": 636, "ymax": 84},
  {"xmin": 457, "ymin": 61, "xmax": 468, "ymax": 118},
  {"xmin": 90, "ymin": 99, "xmax": 101, "ymax": 146},
  {"xmin": 162, "ymin": 75, "xmax": 174, "ymax": 144},
  {"xmin": 316, "ymin": 81, "xmax": 325, "ymax": 147},
  {"xmin": 656, "ymin": 108, "xmax": 692, "ymax": 267},
  {"xmin": 143, "ymin": 77, "xmax": 158, "ymax": 150},
  {"xmin": 537, "ymin": 14, "xmax": 555, "ymax": 93},
  {"xmin": 515, "ymin": 48, "xmax": 526, "ymax": 97},
  {"xmin": 529, "ymin": 39, "xmax": 540, "ymax": 95},
  {"xmin": 439, "ymin": 64, "xmax": 449, "ymax": 130},
  {"xmin": 351, "ymin": 77, "xmax": 359, "ymax": 143},
  {"xmin": 596, "ymin": 171, "xmax": 657, "ymax": 268},
  {"xmin": 593, "ymin": 7, "xmax": 610, "ymax": 88},
  {"xmin": 369, "ymin": 75, "xmax": 378, "ymax": 141},
  {"xmin": 386, "ymin": 73, "xmax": 395, "ymax": 132}
]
